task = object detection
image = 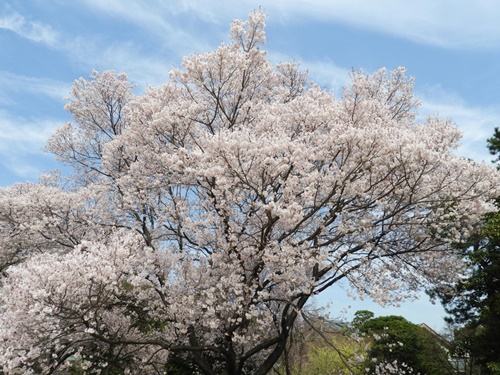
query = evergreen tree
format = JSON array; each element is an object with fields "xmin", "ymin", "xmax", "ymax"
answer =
[
  {"xmin": 436, "ymin": 211, "xmax": 500, "ymax": 374},
  {"xmin": 431, "ymin": 129, "xmax": 500, "ymax": 374},
  {"xmin": 359, "ymin": 315, "xmax": 454, "ymax": 375}
]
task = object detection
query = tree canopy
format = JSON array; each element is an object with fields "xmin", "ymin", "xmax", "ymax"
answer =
[
  {"xmin": 359, "ymin": 315, "xmax": 454, "ymax": 375},
  {"xmin": 0, "ymin": 11, "xmax": 499, "ymax": 375}
]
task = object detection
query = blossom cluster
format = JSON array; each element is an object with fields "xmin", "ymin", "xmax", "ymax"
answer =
[{"xmin": 0, "ymin": 10, "xmax": 498, "ymax": 374}]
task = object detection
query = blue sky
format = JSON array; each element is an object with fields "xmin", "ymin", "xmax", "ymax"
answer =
[{"xmin": 2, "ymin": 0, "xmax": 500, "ymax": 332}]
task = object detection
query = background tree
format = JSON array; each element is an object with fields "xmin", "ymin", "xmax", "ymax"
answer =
[
  {"xmin": 359, "ymin": 315, "xmax": 454, "ymax": 375},
  {"xmin": 272, "ymin": 312, "xmax": 367, "ymax": 375},
  {"xmin": 449, "ymin": 325, "xmax": 482, "ymax": 375},
  {"xmin": 430, "ymin": 128, "xmax": 500, "ymax": 374},
  {"xmin": 0, "ymin": 11, "xmax": 499, "ymax": 375},
  {"xmin": 293, "ymin": 336, "xmax": 366, "ymax": 375},
  {"xmin": 455, "ymin": 216, "xmax": 500, "ymax": 373},
  {"xmin": 352, "ymin": 310, "xmax": 375, "ymax": 328}
]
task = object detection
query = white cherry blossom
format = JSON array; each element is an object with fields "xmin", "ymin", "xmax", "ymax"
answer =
[{"xmin": 0, "ymin": 10, "xmax": 498, "ymax": 375}]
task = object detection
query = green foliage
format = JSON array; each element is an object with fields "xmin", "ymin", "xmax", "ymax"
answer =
[
  {"xmin": 352, "ymin": 310, "xmax": 374, "ymax": 328},
  {"xmin": 487, "ymin": 361, "xmax": 500, "ymax": 375},
  {"xmin": 292, "ymin": 336, "xmax": 367, "ymax": 375},
  {"xmin": 430, "ymin": 121, "xmax": 500, "ymax": 373},
  {"xmin": 359, "ymin": 315, "xmax": 454, "ymax": 375},
  {"xmin": 434, "ymin": 208, "xmax": 500, "ymax": 373},
  {"xmin": 487, "ymin": 127, "xmax": 500, "ymax": 164},
  {"xmin": 417, "ymin": 326, "xmax": 456, "ymax": 375}
]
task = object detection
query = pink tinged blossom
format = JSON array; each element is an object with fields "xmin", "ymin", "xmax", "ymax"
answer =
[{"xmin": 0, "ymin": 9, "xmax": 499, "ymax": 375}]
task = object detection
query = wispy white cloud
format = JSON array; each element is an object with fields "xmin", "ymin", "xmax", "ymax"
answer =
[
  {"xmin": 97, "ymin": 44, "xmax": 172, "ymax": 88},
  {"xmin": 0, "ymin": 12, "xmax": 59, "ymax": 47},
  {"xmin": 75, "ymin": 0, "xmax": 214, "ymax": 54},
  {"xmin": 0, "ymin": 5, "xmax": 180, "ymax": 91},
  {"xmin": 77, "ymin": 0, "xmax": 171, "ymax": 32},
  {"xmin": 265, "ymin": 0, "xmax": 500, "ymax": 49},
  {"xmin": 117, "ymin": 0, "xmax": 500, "ymax": 50},
  {"xmin": 64, "ymin": 39, "xmax": 172, "ymax": 89},
  {"xmin": 0, "ymin": 71, "xmax": 69, "ymax": 104},
  {"xmin": 0, "ymin": 110, "xmax": 61, "ymax": 180}
]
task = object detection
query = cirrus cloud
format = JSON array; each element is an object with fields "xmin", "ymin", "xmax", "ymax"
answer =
[{"xmin": 0, "ymin": 11, "xmax": 59, "ymax": 47}]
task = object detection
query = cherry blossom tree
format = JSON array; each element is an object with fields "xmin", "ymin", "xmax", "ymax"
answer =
[{"xmin": 1, "ymin": 11, "xmax": 499, "ymax": 375}]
